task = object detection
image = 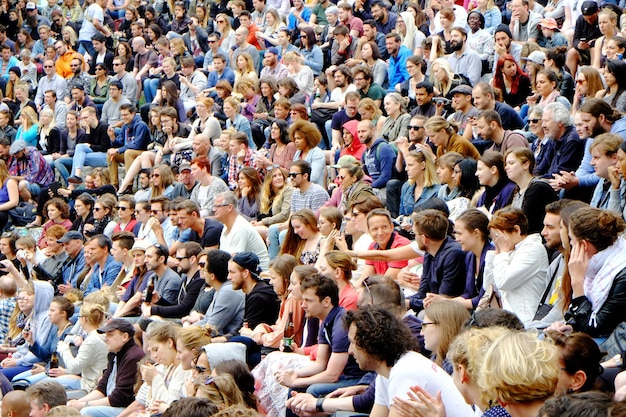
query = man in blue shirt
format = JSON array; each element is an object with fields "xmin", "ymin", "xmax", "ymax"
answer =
[
  {"xmin": 359, "ymin": 119, "xmax": 396, "ymax": 205},
  {"xmin": 385, "ymin": 33, "xmax": 410, "ymax": 92},
  {"xmin": 83, "ymin": 235, "xmax": 123, "ymax": 295}
]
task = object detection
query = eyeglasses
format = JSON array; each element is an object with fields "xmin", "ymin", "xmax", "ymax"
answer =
[
  {"xmin": 117, "ymin": 206, "xmax": 129, "ymax": 211},
  {"xmin": 54, "ymin": 46, "xmax": 63, "ymax": 51},
  {"xmin": 96, "ymin": 67, "xmax": 104, "ymax": 71},
  {"xmin": 354, "ymin": 77, "xmax": 365, "ymax": 82},
  {"xmin": 288, "ymin": 172, "xmax": 302, "ymax": 178},
  {"xmin": 408, "ymin": 125, "xmax": 423, "ymax": 130},
  {"xmin": 43, "ymin": 65, "xmax": 53, "ymax": 68},
  {"xmin": 217, "ymin": 20, "xmax": 225, "ymax": 23},
  {"xmin": 529, "ymin": 119, "xmax": 541, "ymax": 124},
  {"xmin": 70, "ymin": 64, "xmax": 79, "ymax": 67},
  {"xmin": 214, "ymin": 203, "xmax": 230, "ymax": 208},
  {"xmin": 300, "ymin": 34, "xmax": 307, "ymax": 38},
  {"xmin": 151, "ymin": 173, "xmax": 160, "ymax": 178},
  {"xmin": 576, "ymin": 79, "xmax": 586, "ymax": 84},
  {"xmin": 208, "ymin": 40, "xmax": 217, "ymax": 43},
  {"xmin": 421, "ymin": 321, "xmax": 437, "ymax": 328},
  {"xmin": 176, "ymin": 256, "xmax": 188, "ymax": 260},
  {"xmin": 113, "ymin": 63, "xmax": 123, "ymax": 66}
]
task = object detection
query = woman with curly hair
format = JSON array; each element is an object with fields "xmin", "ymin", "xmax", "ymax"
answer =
[
  {"xmin": 281, "ymin": 209, "xmax": 322, "ymax": 265},
  {"xmin": 37, "ymin": 198, "xmax": 72, "ymax": 248},
  {"xmin": 290, "ymin": 120, "xmax": 325, "ymax": 186},
  {"xmin": 236, "ymin": 167, "xmax": 262, "ymax": 222},
  {"xmin": 252, "ymin": 167, "xmax": 293, "ymax": 240},
  {"xmin": 492, "ymin": 53, "xmax": 531, "ymax": 108}
]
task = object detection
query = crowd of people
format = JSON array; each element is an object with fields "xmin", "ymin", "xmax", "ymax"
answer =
[{"xmin": 0, "ymin": 0, "xmax": 623, "ymax": 415}]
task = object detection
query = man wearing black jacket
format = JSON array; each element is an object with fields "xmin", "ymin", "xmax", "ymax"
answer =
[
  {"xmin": 68, "ymin": 319, "xmax": 145, "ymax": 415},
  {"xmin": 67, "ymin": 106, "xmax": 110, "ymax": 184}
]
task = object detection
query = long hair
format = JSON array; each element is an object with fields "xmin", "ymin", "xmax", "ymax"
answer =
[
  {"xmin": 260, "ymin": 167, "xmax": 289, "ymax": 215},
  {"xmin": 604, "ymin": 59, "xmax": 626, "ymax": 107},
  {"xmin": 151, "ymin": 164, "xmax": 174, "ymax": 197},
  {"xmin": 455, "ymin": 158, "xmax": 480, "ymax": 199},
  {"xmin": 280, "ymin": 209, "xmax": 319, "ymax": 263},
  {"xmin": 20, "ymin": 106, "xmax": 38, "ymax": 130},
  {"xmin": 0, "ymin": 159, "xmax": 10, "ymax": 185},
  {"xmin": 161, "ymin": 80, "xmax": 180, "ymax": 107},
  {"xmin": 406, "ymin": 151, "xmax": 439, "ymax": 188},
  {"xmin": 577, "ymin": 66, "xmax": 604, "ymax": 98},
  {"xmin": 236, "ymin": 167, "xmax": 262, "ymax": 204},
  {"xmin": 493, "ymin": 54, "xmax": 528, "ymax": 96},
  {"xmin": 38, "ymin": 108, "xmax": 56, "ymax": 137},
  {"xmin": 430, "ymin": 58, "xmax": 455, "ymax": 96},
  {"xmin": 424, "ymin": 300, "xmax": 471, "ymax": 366}
]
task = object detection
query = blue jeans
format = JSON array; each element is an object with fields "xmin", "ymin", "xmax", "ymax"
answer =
[
  {"xmin": 268, "ymin": 224, "xmax": 287, "ymax": 260},
  {"xmin": 143, "ymin": 78, "xmax": 160, "ymax": 103},
  {"xmin": 54, "ymin": 157, "xmax": 73, "ymax": 184},
  {"xmin": 72, "ymin": 144, "xmax": 108, "ymax": 175},
  {"xmin": 81, "ymin": 406, "xmax": 126, "ymax": 417},
  {"xmin": 26, "ymin": 183, "xmax": 41, "ymax": 198},
  {"xmin": 0, "ymin": 365, "xmax": 31, "ymax": 381},
  {"xmin": 12, "ymin": 369, "xmax": 47, "ymax": 385},
  {"xmin": 79, "ymin": 40, "xmax": 96, "ymax": 58}
]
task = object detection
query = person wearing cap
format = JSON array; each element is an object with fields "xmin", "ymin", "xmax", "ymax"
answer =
[
  {"xmin": 69, "ymin": 83, "xmax": 97, "ymax": 112},
  {"xmin": 538, "ymin": 18, "xmax": 568, "ymax": 48},
  {"xmin": 170, "ymin": 161, "xmax": 198, "ymax": 199},
  {"xmin": 259, "ymin": 47, "xmax": 289, "ymax": 82},
  {"xmin": 101, "ymin": 80, "xmax": 131, "ymax": 129},
  {"xmin": 35, "ymin": 59, "xmax": 67, "ymax": 108},
  {"xmin": 113, "ymin": 239, "xmax": 154, "ymax": 318},
  {"xmin": 212, "ymin": 251, "xmax": 278, "ymax": 342},
  {"xmin": 68, "ymin": 318, "xmax": 145, "ymax": 415},
  {"xmin": 54, "ymin": 40, "xmax": 83, "ymax": 79},
  {"xmin": 7, "ymin": 140, "xmax": 54, "ymax": 201},
  {"xmin": 87, "ymin": 33, "xmax": 114, "ymax": 77},
  {"xmin": 34, "ymin": 230, "xmax": 85, "ymax": 293},
  {"xmin": 493, "ymin": 25, "xmax": 523, "ymax": 71},
  {"xmin": 447, "ymin": 85, "xmax": 481, "ymax": 141},
  {"xmin": 569, "ymin": 0, "xmax": 601, "ymax": 73}
]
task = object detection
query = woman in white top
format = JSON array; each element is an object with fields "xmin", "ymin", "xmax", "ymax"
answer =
[
  {"xmin": 189, "ymin": 155, "xmax": 229, "ymax": 217},
  {"xmin": 483, "ymin": 207, "xmax": 548, "ymax": 326},
  {"xmin": 397, "ymin": 11, "xmax": 424, "ymax": 55},
  {"xmin": 216, "ymin": 13, "xmax": 236, "ymax": 51},
  {"xmin": 56, "ymin": 302, "xmax": 108, "ymax": 391},
  {"xmin": 283, "ymin": 52, "xmax": 314, "ymax": 97}
]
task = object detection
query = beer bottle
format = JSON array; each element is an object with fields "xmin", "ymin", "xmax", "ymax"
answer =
[{"xmin": 282, "ymin": 312, "xmax": 295, "ymax": 352}]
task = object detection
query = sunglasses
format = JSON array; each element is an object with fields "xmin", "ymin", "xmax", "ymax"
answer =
[
  {"xmin": 288, "ymin": 173, "xmax": 302, "ymax": 178},
  {"xmin": 94, "ymin": 207, "xmax": 102, "ymax": 212},
  {"xmin": 151, "ymin": 173, "xmax": 160, "ymax": 178},
  {"xmin": 117, "ymin": 206, "xmax": 129, "ymax": 211},
  {"xmin": 113, "ymin": 63, "xmax": 123, "ymax": 66},
  {"xmin": 529, "ymin": 119, "xmax": 541, "ymax": 124},
  {"xmin": 576, "ymin": 79, "xmax": 586, "ymax": 84}
]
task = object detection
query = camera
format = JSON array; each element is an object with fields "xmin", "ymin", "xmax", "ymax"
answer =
[{"xmin": 433, "ymin": 97, "xmax": 451, "ymax": 106}]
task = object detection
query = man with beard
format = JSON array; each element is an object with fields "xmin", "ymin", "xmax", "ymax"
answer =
[
  {"xmin": 448, "ymin": 85, "xmax": 480, "ymax": 140},
  {"xmin": 493, "ymin": 25, "xmax": 523, "ymax": 70},
  {"xmin": 534, "ymin": 102, "xmax": 585, "ymax": 183},
  {"xmin": 386, "ymin": 33, "xmax": 410, "ymax": 91},
  {"xmin": 141, "ymin": 243, "xmax": 182, "ymax": 308},
  {"xmin": 353, "ymin": 66, "xmax": 385, "ymax": 108},
  {"xmin": 177, "ymin": 200, "xmax": 223, "ymax": 250},
  {"xmin": 171, "ymin": 162, "xmax": 198, "ymax": 199},
  {"xmin": 359, "ymin": 119, "xmax": 395, "ymax": 204},
  {"xmin": 23, "ymin": 3, "xmax": 50, "ymax": 41},
  {"xmin": 370, "ymin": 1, "xmax": 398, "ymax": 35},
  {"xmin": 476, "ymin": 110, "xmax": 529, "ymax": 153},
  {"xmin": 141, "ymin": 241, "xmax": 204, "ymax": 319},
  {"xmin": 323, "ymin": 66, "xmax": 356, "ymax": 110},
  {"xmin": 259, "ymin": 47, "xmax": 289, "ymax": 82},
  {"xmin": 6, "ymin": 140, "xmax": 54, "ymax": 201},
  {"xmin": 472, "ymin": 83, "xmax": 524, "ymax": 130},
  {"xmin": 64, "ymin": 57, "xmax": 92, "ymax": 103},
  {"xmin": 447, "ymin": 27, "xmax": 482, "ymax": 87},
  {"xmin": 408, "ymin": 209, "xmax": 467, "ymax": 314},
  {"xmin": 410, "ymin": 81, "xmax": 437, "ymax": 118}
]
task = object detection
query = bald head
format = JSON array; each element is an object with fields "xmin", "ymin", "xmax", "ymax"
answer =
[
  {"xmin": 2, "ymin": 391, "xmax": 30, "ymax": 417},
  {"xmin": 0, "ymin": 276, "xmax": 16, "ymax": 297}
]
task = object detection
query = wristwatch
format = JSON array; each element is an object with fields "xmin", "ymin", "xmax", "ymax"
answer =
[{"xmin": 315, "ymin": 398, "xmax": 325, "ymax": 413}]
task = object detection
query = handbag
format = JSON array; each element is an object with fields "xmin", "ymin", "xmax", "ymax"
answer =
[
  {"xmin": 600, "ymin": 322, "xmax": 626, "ymax": 360},
  {"xmin": 476, "ymin": 284, "xmax": 502, "ymax": 310},
  {"xmin": 8, "ymin": 202, "xmax": 37, "ymax": 227}
]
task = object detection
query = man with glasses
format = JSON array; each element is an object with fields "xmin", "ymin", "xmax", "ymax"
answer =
[
  {"xmin": 54, "ymin": 40, "xmax": 81, "ymax": 79},
  {"xmin": 148, "ymin": 196, "xmax": 177, "ymax": 247},
  {"xmin": 107, "ymin": 104, "xmax": 150, "ymax": 189},
  {"xmin": 101, "ymin": 81, "xmax": 131, "ymax": 129},
  {"xmin": 141, "ymin": 241, "xmax": 204, "ymax": 320},
  {"xmin": 87, "ymin": 33, "xmax": 114, "ymax": 76},
  {"xmin": 353, "ymin": 66, "xmax": 384, "ymax": 108},
  {"xmin": 112, "ymin": 57, "xmax": 138, "ymax": 107},
  {"xmin": 35, "ymin": 59, "xmax": 66, "ymax": 109},
  {"xmin": 203, "ymin": 33, "xmax": 229, "ymax": 72},
  {"xmin": 64, "ymin": 57, "xmax": 91, "ymax": 103}
]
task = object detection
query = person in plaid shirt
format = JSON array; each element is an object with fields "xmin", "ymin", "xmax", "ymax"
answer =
[
  {"xmin": 0, "ymin": 276, "xmax": 17, "ymax": 343},
  {"xmin": 4, "ymin": 139, "xmax": 54, "ymax": 201},
  {"xmin": 227, "ymin": 132, "xmax": 260, "ymax": 190}
]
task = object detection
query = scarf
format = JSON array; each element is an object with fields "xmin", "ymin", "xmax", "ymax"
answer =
[{"xmin": 584, "ymin": 237, "xmax": 626, "ymax": 327}]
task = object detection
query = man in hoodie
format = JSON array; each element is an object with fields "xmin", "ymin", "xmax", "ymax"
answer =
[
  {"xmin": 68, "ymin": 319, "xmax": 145, "ymax": 416},
  {"xmin": 358, "ymin": 119, "xmax": 395, "ymax": 205},
  {"xmin": 212, "ymin": 252, "xmax": 279, "ymax": 343},
  {"xmin": 106, "ymin": 104, "xmax": 150, "ymax": 188}
]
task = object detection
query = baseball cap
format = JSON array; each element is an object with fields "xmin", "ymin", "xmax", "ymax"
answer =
[
  {"xmin": 57, "ymin": 230, "xmax": 84, "ymax": 243},
  {"xmin": 9, "ymin": 140, "xmax": 27, "ymax": 155},
  {"xmin": 330, "ymin": 155, "xmax": 358, "ymax": 169},
  {"xmin": 26, "ymin": 2, "xmax": 36, "ymax": 10},
  {"xmin": 450, "ymin": 85, "xmax": 473, "ymax": 96},
  {"xmin": 232, "ymin": 252, "xmax": 262, "ymax": 280},
  {"xmin": 539, "ymin": 17, "xmax": 559, "ymax": 30},
  {"xmin": 129, "ymin": 240, "xmax": 150, "ymax": 255},
  {"xmin": 178, "ymin": 161, "xmax": 192, "ymax": 172},
  {"xmin": 98, "ymin": 318, "xmax": 135, "ymax": 336},
  {"xmin": 522, "ymin": 50, "xmax": 546, "ymax": 66},
  {"xmin": 266, "ymin": 47, "xmax": 279, "ymax": 56},
  {"xmin": 581, "ymin": 1, "xmax": 598, "ymax": 15}
]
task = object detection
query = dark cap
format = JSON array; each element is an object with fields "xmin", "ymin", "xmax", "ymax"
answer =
[
  {"xmin": 232, "ymin": 252, "xmax": 262, "ymax": 280},
  {"xmin": 266, "ymin": 47, "xmax": 279, "ymax": 56},
  {"xmin": 71, "ymin": 82, "xmax": 86, "ymax": 91},
  {"xmin": 57, "ymin": 230, "xmax": 83, "ymax": 243},
  {"xmin": 98, "ymin": 319, "xmax": 135, "ymax": 336},
  {"xmin": 581, "ymin": 1, "xmax": 598, "ymax": 15},
  {"xmin": 494, "ymin": 24, "xmax": 513, "ymax": 39},
  {"xmin": 450, "ymin": 84, "xmax": 473, "ymax": 96},
  {"xmin": 178, "ymin": 161, "xmax": 191, "ymax": 172}
]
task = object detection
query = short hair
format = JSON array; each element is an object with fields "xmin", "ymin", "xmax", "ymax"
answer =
[
  {"xmin": 338, "ymin": 2, "xmax": 352, "ymax": 10},
  {"xmin": 26, "ymin": 380, "xmax": 68, "ymax": 409},
  {"xmin": 217, "ymin": 191, "xmax": 238, "ymax": 208},
  {"xmin": 161, "ymin": 397, "xmax": 219, "ymax": 417},
  {"xmin": 365, "ymin": 208, "xmax": 394, "ymax": 228},
  {"xmin": 111, "ymin": 231, "xmax": 135, "ymax": 251},
  {"xmin": 489, "ymin": 207, "xmax": 529, "ymax": 235},
  {"xmin": 350, "ymin": 196, "xmax": 384, "ymax": 214},
  {"xmin": 118, "ymin": 195, "xmax": 136, "ymax": 209},
  {"xmin": 119, "ymin": 103, "xmax": 136, "ymax": 113},
  {"xmin": 47, "ymin": 406, "xmax": 81, "ymax": 417},
  {"xmin": 291, "ymin": 159, "xmax": 312, "ymax": 179},
  {"xmin": 543, "ymin": 102, "xmax": 572, "ymax": 126},
  {"xmin": 352, "ymin": 65, "xmax": 373, "ymax": 83},
  {"xmin": 589, "ymin": 132, "xmax": 623, "ymax": 155},
  {"xmin": 191, "ymin": 155, "xmax": 211, "ymax": 172},
  {"xmin": 538, "ymin": 391, "xmax": 613, "ymax": 417},
  {"xmin": 479, "ymin": 109, "xmax": 502, "ymax": 127},
  {"xmin": 343, "ymin": 305, "xmax": 417, "ymax": 366},
  {"xmin": 0, "ymin": 276, "xmax": 17, "ymax": 297},
  {"xmin": 180, "ymin": 241, "xmax": 203, "ymax": 259},
  {"xmin": 87, "ymin": 234, "xmax": 113, "ymax": 251},
  {"xmin": 333, "ymin": 24, "xmax": 349, "ymax": 36},
  {"xmin": 412, "ymin": 209, "xmax": 449, "ymax": 240},
  {"xmin": 415, "ymin": 81, "xmax": 434, "ymax": 95},
  {"xmin": 177, "ymin": 200, "xmax": 201, "ymax": 216},
  {"xmin": 479, "ymin": 331, "xmax": 559, "ymax": 405},
  {"xmin": 385, "ymin": 32, "xmax": 401, "ymax": 42},
  {"xmin": 45, "ymin": 224, "xmax": 69, "ymax": 240},
  {"xmin": 206, "ymin": 249, "xmax": 232, "ymax": 283},
  {"xmin": 300, "ymin": 273, "xmax": 339, "ymax": 307}
]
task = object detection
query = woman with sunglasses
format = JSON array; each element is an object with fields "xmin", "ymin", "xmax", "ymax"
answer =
[
  {"xmin": 398, "ymin": 151, "xmax": 440, "ymax": 229},
  {"xmin": 571, "ymin": 66, "xmax": 603, "ymax": 114},
  {"xmin": 176, "ymin": 324, "xmax": 213, "ymax": 397},
  {"xmin": 84, "ymin": 194, "xmax": 117, "ymax": 238},
  {"xmin": 112, "ymin": 195, "xmax": 141, "ymax": 236},
  {"xmin": 88, "ymin": 63, "xmax": 111, "ymax": 110}
]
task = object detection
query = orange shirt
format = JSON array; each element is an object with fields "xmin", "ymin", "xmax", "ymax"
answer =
[{"xmin": 56, "ymin": 51, "xmax": 84, "ymax": 79}]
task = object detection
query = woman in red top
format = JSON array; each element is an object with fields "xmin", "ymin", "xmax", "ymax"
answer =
[{"xmin": 37, "ymin": 198, "xmax": 72, "ymax": 248}]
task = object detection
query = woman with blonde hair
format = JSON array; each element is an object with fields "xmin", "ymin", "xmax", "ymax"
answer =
[
  {"xmin": 358, "ymin": 98, "xmax": 386, "ymax": 137},
  {"xmin": 290, "ymin": 120, "xmax": 325, "ymax": 186},
  {"xmin": 176, "ymin": 324, "xmax": 213, "ymax": 397},
  {"xmin": 430, "ymin": 57, "xmax": 466, "ymax": 98},
  {"xmin": 399, "ymin": 151, "xmax": 440, "ymax": 221},
  {"xmin": 255, "ymin": 8, "xmax": 286, "ymax": 48},
  {"xmin": 170, "ymin": 37, "xmax": 191, "ymax": 70},
  {"xmin": 224, "ymin": 97, "xmax": 254, "ymax": 148},
  {"xmin": 283, "ymin": 52, "xmax": 314, "ymax": 96},
  {"xmin": 37, "ymin": 108, "xmax": 60, "ymax": 162},
  {"xmin": 592, "ymin": 8, "xmax": 618, "ymax": 70},
  {"xmin": 216, "ymin": 13, "xmax": 236, "ymax": 51},
  {"xmin": 280, "ymin": 209, "xmax": 322, "ymax": 265},
  {"xmin": 61, "ymin": 26, "xmax": 77, "ymax": 50},
  {"xmin": 148, "ymin": 164, "xmax": 175, "ymax": 199},
  {"xmin": 480, "ymin": 331, "xmax": 558, "ymax": 417},
  {"xmin": 234, "ymin": 52, "xmax": 258, "ymax": 85},
  {"xmin": 15, "ymin": 106, "xmax": 38, "ymax": 147},
  {"xmin": 194, "ymin": 374, "xmax": 247, "ymax": 409},
  {"xmin": 61, "ymin": 0, "xmax": 83, "ymax": 22},
  {"xmin": 252, "ymin": 167, "xmax": 293, "ymax": 240},
  {"xmin": 380, "ymin": 92, "xmax": 411, "ymax": 143},
  {"xmin": 0, "ymin": 159, "xmax": 19, "ymax": 230},
  {"xmin": 421, "ymin": 300, "xmax": 470, "ymax": 372},
  {"xmin": 424, "ymin": 116, "xmax": 480, "ymax": 159}
]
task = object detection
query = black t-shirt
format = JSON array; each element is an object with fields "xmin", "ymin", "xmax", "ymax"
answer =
[{"xmin": 188, "ymin": 218, "xmax": 223, "ymax": 249}]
